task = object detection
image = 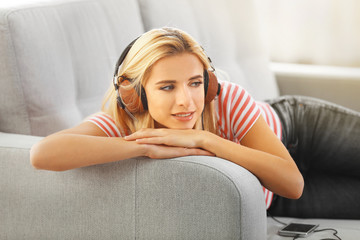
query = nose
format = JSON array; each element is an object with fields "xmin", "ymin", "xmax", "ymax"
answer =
[{"xmin": 175, "ymin": 85, "xmax": 191, "ymax": 107}]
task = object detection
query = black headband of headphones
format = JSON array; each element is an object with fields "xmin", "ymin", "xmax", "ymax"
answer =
[{"xmin": 113, "ymin": 37, "xmax": 140, "ymax": 80}]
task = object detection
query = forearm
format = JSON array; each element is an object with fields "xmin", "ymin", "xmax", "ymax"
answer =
[
  {"xmin": 201, "ymin": 132, "xmax": 303, "ymax": 199},
  {"xmin": 30, "ymin": 134, "xmax": 146, "ymax": 171}
]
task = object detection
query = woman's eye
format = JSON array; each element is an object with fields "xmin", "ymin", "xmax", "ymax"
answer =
[
  {"xmin": 160, "ymin": 85, "xmax": 174, "ymax": 91},
  {"xmin": 191, "ymin": 81, "xmax": 203, "ymax": 87}
]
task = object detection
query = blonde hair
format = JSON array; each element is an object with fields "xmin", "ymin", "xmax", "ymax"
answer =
[{"xmin": 102, "ymin": 27, "xmax": 217, "ymax": 134}]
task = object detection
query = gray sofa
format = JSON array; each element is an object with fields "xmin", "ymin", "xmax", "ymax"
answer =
[{"xmin": 0, "ymin": 0, "xmax": 359, "ymax": 239}]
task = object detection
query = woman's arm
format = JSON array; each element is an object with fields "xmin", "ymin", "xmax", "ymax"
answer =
[
  {"xmin": 204, "ymin": 116, "xmax": 304, "ymax": 199},
  {"xmin": 125, "ymin": 116, "xmax": 304, "ymax": 199},
  {"xmin": 30, "ymin": 122, "xmax": 213, "ymax": 171},
  {"xmin": 30, "ymin": 122, "xmax": 145, "ymax": 171}
]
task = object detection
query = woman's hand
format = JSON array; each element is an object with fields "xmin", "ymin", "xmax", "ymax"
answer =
[
  {"xmin": 124, "ymin": 128, "xmax": 215, "ymax": 158},
  {"xmin": 142, "ymin": 144, "xmax": 214, "ymax": 159},
  {"xmin": 124, "ymin": 128, "xmax": 207, "ymax": 148}
]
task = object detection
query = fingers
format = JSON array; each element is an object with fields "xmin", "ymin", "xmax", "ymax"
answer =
[
  {"xmin": 124, "ymin": 129, "xmax": 159, "ymax": 141},
  {"xmin": 125, "ymin": 128, "xmax": 182, "ymax": 147},
  {"xmin": 185, "ymin": 148, "xmax": 215, "ymax": 157},
  {"xmin": 125, "ymin": 128, "xmax": 204, "ymax": 149},
  {"xmin": 145, "ymin": 144, "xmax": 215, "ymax": 159},
  {"xmin": 133, "ymin": 137, "xmax": 166, "ymax": 145}
]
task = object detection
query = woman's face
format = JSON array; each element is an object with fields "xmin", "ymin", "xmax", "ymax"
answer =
[{"xmin": 144, "ymin": 53, "xmax": 205, "ymax": 129}]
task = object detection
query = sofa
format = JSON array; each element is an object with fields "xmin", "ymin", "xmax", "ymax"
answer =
[{"xmin": 0, "ymin": 0, "xmax": 359, "ymax": 239}]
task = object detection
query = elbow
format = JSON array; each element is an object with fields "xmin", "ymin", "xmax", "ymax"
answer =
[
  {"xmin": 30, "ymin": 142, "xmax": 44, "ymax": 170},
  {"xmin": 30, "ymin": 142, "xmax": 65, "ymax": 172},
  {"xmin": 288, "ymin": 174, "xmax": 304, "ymax": 199}
]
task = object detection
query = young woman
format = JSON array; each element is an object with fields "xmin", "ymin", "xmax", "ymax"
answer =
[{"xmin": 30, "ymin": 27, "xmax": 360, "ymax": 210}]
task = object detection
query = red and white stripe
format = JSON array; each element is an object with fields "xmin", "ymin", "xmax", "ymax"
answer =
[
  {"xmin": 257, "ymin": 102, "xmax": 282, "ymax": 140},
  {"xmin": 86, "ymin": 113, "xmax": 123, "ymax": 137},
  {"xmin": 215, "ymin": 81, "xmax": 261, "ymax": 142},
  {"xmin": 263, "ymin": 187, "xmax": 274, "ymax": 209}
]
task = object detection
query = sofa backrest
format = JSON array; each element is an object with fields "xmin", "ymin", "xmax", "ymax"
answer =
[
  {"xmin": 0, "ymin": 0, "xmax": 144, "ymax": 136},
  {"xmin": 0, "ymin": 0, "xmax": 278, "ymax": 136},
  {"xmin": 138, "ymin": 0, "xmax": 279, "ymax": 100}
]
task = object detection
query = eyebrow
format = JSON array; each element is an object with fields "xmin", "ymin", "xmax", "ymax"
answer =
[{"xmin": 155, "ymin": 75, "xmax": 203, "ymax": 85}]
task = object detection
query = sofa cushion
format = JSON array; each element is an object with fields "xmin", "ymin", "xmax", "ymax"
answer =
[
  {"xmin": 0, "ymin": 0, "xmax": 144, "ymax": 136},
  {"xmin": 138, "ymin": 0, "xmax": 279, "ymax": 101}
]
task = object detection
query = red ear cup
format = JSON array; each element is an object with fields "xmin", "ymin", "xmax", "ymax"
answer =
[
  {"xmin": 119, "ymin": 79, "xmax": 145, "ymax": 113},
  {"xmin": 205, "ymin": 70, "xmax": 220, "ymax": 103}
]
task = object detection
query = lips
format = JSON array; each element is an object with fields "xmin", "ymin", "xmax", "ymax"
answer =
[
  {"xmin": 174, "ymin": 113, "xmax": 192, "ymax": 117},
  {"xmin": 171, "ymin": 112, "xmax": 195, "ymax": 121}
]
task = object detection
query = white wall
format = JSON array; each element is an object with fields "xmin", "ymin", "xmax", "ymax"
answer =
[{"xmin": 257, "ymin": 0, "xmax": 360, "ymax": 67}]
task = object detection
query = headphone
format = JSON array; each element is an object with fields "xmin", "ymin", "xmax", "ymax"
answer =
[{"xmin": 113, "ymin": 36, "xmax": 221, "ymax": 114}]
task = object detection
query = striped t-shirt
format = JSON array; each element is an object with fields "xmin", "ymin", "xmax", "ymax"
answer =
[
  {"xmin": 216, "ymin": 81, "xmax": 282, "ymax": 143},
  {"xmin": 86, "ymin": 80, "xmax": 282, "ymax": 209}
]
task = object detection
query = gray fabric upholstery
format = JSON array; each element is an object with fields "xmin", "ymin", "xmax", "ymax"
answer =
[
  {"xmin": 0, "ymin": 0, "xmax": 144, "ymax": 136},
  {"xmin": 0, "ymin": 133, "xmax": 266, "ymax": 239},
  {"xmin": 1, "ymin": 133, "xmax": 136, "ymax": 239},
  {"xmin": 136, "ymin": 157, "xmax": 266, "ymax": 239}
]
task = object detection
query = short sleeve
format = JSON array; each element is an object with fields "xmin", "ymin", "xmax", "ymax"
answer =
[
  {"xmin": 85, "ymin": 112, "xmax": 124, "ymax": 137},
  {"xmin": 215, "ymin": 81, "xmax": 261, "ymax": 142},
  {"xmin": 256, "ymin": 101, "xmax": 282, "ymax": 140}
]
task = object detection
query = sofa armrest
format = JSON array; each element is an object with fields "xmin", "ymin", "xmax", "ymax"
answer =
[
  {"xmin": 136, "ymin": 156, "xmax": 267, "ymax": 239},
  {"xmin": 271, "ymin": 62, "xmax": 360, "ymax": 112},
  {"xmin": 0, "ymin": 132, "xmax": 43, "ymax": 149},
  {"xmin": 0, "ymin": 132, "xmax": 266, "ymax": 239}
]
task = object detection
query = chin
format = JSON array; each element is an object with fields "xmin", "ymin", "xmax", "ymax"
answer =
[
  {"xmin": 174, "ymin": 122, "xmax": 197, "ymax": 129},
  {"xmin": 156, "ymin": 121, "xmax": 196, "ymax": 129}
]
